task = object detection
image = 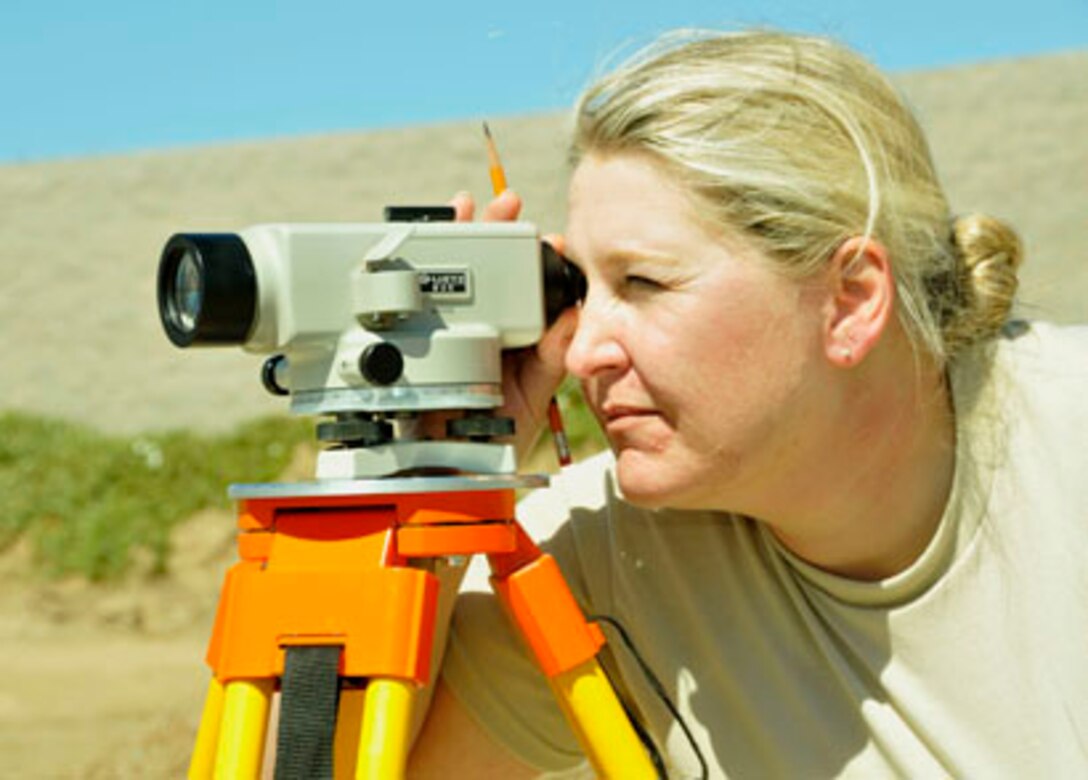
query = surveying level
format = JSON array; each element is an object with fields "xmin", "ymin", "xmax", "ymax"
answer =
[{"xmin": 158, "ymin": 209, "xmax": 657, "ymax": 777}]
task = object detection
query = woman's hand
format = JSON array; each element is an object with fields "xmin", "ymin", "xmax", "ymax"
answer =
[{"xmin": 449, "ymin": 190, "xmax": 577, "ymax": 461}]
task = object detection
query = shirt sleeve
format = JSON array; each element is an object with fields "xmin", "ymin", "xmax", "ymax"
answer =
[
  {"xmin": 439, "ymin": 459, "xmax": 611, "ymax": 774},
  {"xmin": 441, "ymin": 583, "xmax": 587, "ymax": 773}
]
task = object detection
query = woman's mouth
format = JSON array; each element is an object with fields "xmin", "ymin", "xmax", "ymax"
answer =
[
  {"xmin": 603, "ymin": 403, "xmax": 657, "ymax": 419},
  {"xmin": 601, "ymin": 404, "xmax": 662, "ymax": 432}
]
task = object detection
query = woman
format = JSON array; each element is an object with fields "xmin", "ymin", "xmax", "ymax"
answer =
[{"xmin": 410, "ymin": 29, "xmax": 1088, "ymax": 777}]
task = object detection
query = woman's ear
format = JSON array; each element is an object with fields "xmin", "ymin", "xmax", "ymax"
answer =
[{"xmin": 823, "ymin": 236, "xmax": 895, "ymax": 367}]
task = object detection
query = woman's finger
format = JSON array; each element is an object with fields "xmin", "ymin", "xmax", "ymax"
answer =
[
  {"xmin": 542, "ymin": 233, "xmax": 566, "ymax": 256},
  {"xmin": 538, "ymin": 307, "xmax": 578, "ymax": 368},
  {"xmin": 481, "ymin": 189, "xmax": 522, "ymax": 222},
  {"xmin": 449, "ymin": 191, "xmax": 475, "ymax": 222}
]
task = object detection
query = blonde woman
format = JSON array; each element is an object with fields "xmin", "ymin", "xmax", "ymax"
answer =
[{"xmin": 409, "ymin": 29, "xmax": 1088, "ymax": 777}]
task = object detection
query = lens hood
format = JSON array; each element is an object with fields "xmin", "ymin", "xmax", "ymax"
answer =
[{"xmin": 158, "ymin": 233, "xmax": 257, "ymax": 347}]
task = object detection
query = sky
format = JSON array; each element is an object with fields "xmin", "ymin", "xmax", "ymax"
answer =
[{"xmin": 1, "ymin": 0, "xmax": 1086, "ymax": 163}]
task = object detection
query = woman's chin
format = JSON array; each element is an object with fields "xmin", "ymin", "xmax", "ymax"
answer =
[
  {"xmin": 613, "ymin": 450, "xmax": 689, "ymax": 509},
  {"xmin": 612, "ymin": 443, "xmax": 730, "ymax": 511}
]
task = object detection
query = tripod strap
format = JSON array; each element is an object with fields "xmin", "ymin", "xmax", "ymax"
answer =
[{"xmin": 275, "ymin": 645, "xmax": 342, "ymax": 780}]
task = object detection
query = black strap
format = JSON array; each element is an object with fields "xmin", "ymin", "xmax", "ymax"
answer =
[{"xmin": 275, "ymin": 645, "xmax": 342, "ymax": 780}]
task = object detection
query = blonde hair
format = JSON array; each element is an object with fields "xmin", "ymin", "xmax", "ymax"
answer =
[{"xmin": 571, "ymin": 29, "xmax": 1023, "ymax": 362}]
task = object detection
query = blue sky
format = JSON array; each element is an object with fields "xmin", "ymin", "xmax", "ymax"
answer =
[{"xmin": 1, "ymin": 0, "xmax": 1085, "ymax": 162}]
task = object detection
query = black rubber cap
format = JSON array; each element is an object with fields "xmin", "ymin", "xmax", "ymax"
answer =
[
  {"xmin": 541, "ymin": 242, "xmax": 586, "ymax": 325},
  {"xmin": 359, "ymin": 342, "xmax": 404, "ymax": 385},
  {"xmin": 158, "ymin": 233, "xmax": 257, "ymax": 347}
]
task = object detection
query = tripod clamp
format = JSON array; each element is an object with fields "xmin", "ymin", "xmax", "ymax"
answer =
[{"xmin": 190, "ymin": 475, "xmax": 657, "ymax": 778}]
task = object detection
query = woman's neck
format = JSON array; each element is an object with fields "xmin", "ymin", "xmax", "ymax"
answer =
[{"xmin": 765, "ymin": 335, "xmax": 957, "ymax": 581}]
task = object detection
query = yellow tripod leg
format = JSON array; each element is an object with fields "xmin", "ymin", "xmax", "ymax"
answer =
[
  {"xmin": 549, "ymin": 659, "xmax": 658, "ymax": 779},
  {"xmin": 189, "ymin": 677, "xmax": 226, "ymax": 779},
  {"xmin": 214, "ymin": 678, "xmax": 274, "ymax": 779},
  {"xmin": 333, "ymin": 688, "xmax": 366, "ymax": 778},
  {"xmin": 355, "ymin": 677, "xmax": 417, "ymax": 780}
]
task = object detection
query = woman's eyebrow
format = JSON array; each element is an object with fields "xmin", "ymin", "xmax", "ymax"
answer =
[{"xmin": 599, "ymin": 241, "xmax": 685, "ymax": 269}]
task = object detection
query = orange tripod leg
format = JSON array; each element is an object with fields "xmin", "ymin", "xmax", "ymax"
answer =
[
  {"xmin": 194, "ymin": 489, "xmax": 473, "ymax": 778},
  {"xmin": 191, "ymin": 484, "xmax": 654, "ymax": 777},
  {"xmin": 491, "ymin": 525, "xmax": 658, "ymax": 779}
]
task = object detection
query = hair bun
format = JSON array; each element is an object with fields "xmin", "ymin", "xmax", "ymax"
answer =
[{"xmin": 943, "ymin": 214, "xmax": 1024, "ymax": 353}]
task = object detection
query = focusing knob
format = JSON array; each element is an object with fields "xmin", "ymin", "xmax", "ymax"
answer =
[
  {"xmin": 317, "ymin": 415, "xmax": 393, "ymax": 446},
  {"xmin": 447, "ymin": 414, "xmax": 516, "ymax": 441},
  {"xmin": 359, "ymin": 343, "xmax": 404, "ymax": 385}
]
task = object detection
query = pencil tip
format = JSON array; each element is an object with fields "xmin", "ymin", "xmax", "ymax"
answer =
[{"xmin": 482, "ymin": 121, "xmax": 493, "ymax": 139}]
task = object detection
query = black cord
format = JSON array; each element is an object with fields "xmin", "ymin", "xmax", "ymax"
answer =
[
  {"xmin": 589, "ymin": 614, "xmax": 710, "ymax": 780},
  {"xmin": 610, "ymin": 680, "xmax": 668, "ymax": 779}
]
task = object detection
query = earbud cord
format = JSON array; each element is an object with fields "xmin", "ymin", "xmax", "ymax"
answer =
[{"xmin": 590, "ymin": 614, "xmax": 710, "ymax": 780}]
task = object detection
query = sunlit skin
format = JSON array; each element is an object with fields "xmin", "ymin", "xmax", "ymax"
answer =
[
  {"xmin": 562, "ymin": 152, "xmax": 956, "ymax": 580},
  {"xmin": 564, "ymin": 155, "xmax": 828, "ymax": 510}
]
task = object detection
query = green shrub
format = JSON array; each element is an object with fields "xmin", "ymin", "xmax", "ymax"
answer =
[
  {"xmin": 0, "ymin": 412, "xmax": 313, "ymax": 581},
  {"xmin": 556, "ymin": 377, "xmax": 607, "ymax": 456}
]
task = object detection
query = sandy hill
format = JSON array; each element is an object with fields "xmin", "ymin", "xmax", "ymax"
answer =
[{"xmin": 1, "ymin": 50, "xmax": 1085, "ymax": 435}]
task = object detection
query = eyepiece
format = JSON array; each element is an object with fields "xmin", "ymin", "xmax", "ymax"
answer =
[
  {"xmin": 541, "ymin": 242, "xmax": 586, "ymax": 325},
  {"xmin": 158, "ymin": 233, "xmax": 257, "ymax": 347}
]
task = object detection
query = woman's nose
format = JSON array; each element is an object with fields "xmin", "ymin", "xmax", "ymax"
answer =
[{"xmin": 564, "ymin": 297, "xmax": 628, "ymax": 379}]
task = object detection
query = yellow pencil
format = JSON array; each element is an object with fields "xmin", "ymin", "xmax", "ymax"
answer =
[
  {"xmin": 483, "ymin": 121, "xmax": 508, "ymax": 195},
  {"xmin": 482, "ymin": 122, "xmax": 572, "ymax": 468}
]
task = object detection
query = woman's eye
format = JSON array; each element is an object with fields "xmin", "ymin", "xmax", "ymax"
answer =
[{"xmin": 624, "ymin": 275, "xmax": 663, "ymax": 290}]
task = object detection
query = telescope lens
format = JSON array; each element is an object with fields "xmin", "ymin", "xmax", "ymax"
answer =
[
  {"xmin": 173, "ymin": 250, "xmax": 203, "ymax": 332},
  {"xmin": 158, "ymin": 233, "xmax": 257, "ymax": 347}
]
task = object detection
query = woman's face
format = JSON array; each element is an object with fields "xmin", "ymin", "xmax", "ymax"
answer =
[{"xmin": 564, "ymin": 152, "xmax": 831, "ymax": 511}]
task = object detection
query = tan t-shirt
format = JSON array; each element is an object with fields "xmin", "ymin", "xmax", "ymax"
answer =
[{"xmin": 442, "ymin": 321, "xmax": 1088, "ymax": 778}]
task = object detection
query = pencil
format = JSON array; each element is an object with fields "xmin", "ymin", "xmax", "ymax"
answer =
[
  {"xmin": 482, "ymin": 122, "xmax": 573, "ymax": 468},
  {"xmin": 483, "ymin": 122, "xmax": 508, "ymax": 195}
]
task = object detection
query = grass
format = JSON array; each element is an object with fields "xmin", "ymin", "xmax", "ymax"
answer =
[
  {"xmin": 554, "ymin": 376, "xmax": 608, "ymax": 455},
  {"xmin": 0, "ymin": 384, "xmax": 604, "ymax": 582},
  {"xmin": 0, "ymin": 412, "xmax": 314, "ymax": 581}
]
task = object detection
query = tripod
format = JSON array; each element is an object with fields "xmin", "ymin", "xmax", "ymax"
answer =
[{"xmin": 188, "ymin": 472, "xmax": 657, "ymax": 778}]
